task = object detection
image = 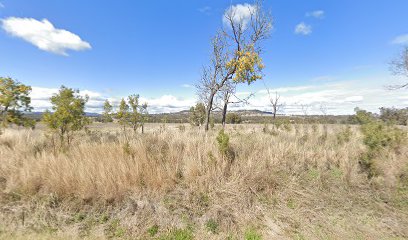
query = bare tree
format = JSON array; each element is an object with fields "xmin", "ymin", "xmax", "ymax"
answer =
[
  {"xmin": 300, "ymin": 104, "xmax": 310, "ymax": 116},
  {"xmin": 389, "ymin": 46, "xmax": 408, "ymax": 89},
  {"xmin": 265, "ymin": 89, "xmax": 284, "ymax": 119},
  {"xmin": 197, "ymin": 1, "xmax": 273, "ymax": 131},
  {"xmin": 319, "ymin": 103, "xmax": 328, "ymax": 116}
]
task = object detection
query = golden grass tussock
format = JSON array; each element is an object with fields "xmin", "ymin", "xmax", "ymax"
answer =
[{"xmin": 0, "ymin": 123, "xmax": 408, "ymax": 239}]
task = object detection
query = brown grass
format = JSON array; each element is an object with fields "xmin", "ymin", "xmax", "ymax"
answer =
[{"xmin": 0, "ymin": 123, "xmax": 407, "ymax": 239}]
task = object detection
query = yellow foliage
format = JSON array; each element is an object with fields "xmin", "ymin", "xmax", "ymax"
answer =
[{"xmin": 226, "ymin": 45, "xmax": 265, "ymax": 84}]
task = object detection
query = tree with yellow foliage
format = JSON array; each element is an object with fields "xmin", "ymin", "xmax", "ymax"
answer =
[{"xmin": 197, "ymin": 0, "xmax": 273, "ymax": 131}]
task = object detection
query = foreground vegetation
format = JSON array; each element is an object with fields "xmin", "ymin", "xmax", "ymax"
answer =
[{"xmin": 1, "ymin": 122, "xmax": 407, "ymax": 239}]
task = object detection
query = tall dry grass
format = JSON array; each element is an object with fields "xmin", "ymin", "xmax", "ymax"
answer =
[{"xmin": 0, "ymin": 123, "xmax": 407, "ymax": 239}]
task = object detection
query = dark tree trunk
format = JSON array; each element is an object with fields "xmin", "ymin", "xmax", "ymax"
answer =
[
  {"xmin": 204, "ymin": 91, "xmax": 216, "ymax": 131},
  {"xmin": 221, "ymin": 101, "xmax": 228, "ymax": 128},
  {"xmin": 272, "ymin": 105, "xmax": 277, "ymax": 119}
]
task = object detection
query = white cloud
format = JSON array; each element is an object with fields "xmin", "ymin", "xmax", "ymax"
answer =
[
  {"xmin": 140, "ymin": 95, "xmax": 196, "ymax": 114},
  {"xmin": 30, "ymin": 87, "xmax": 105, "ymax": 111},
  {"xmin": 29, "ymin": 76, "xmax": 408, "ymax": 116},
  {"xmin": 345, "ymin": 96, "xmax": 363, "ymax": 102},
  {"xmin": 234, "ymin": 78, "xmax": 408, "ymax": 115},
  {"xmin": 295, "ymin": 22, "xmax": 312, "ymax": 35},
  {"xmin": 311, "ymin": 75, "xmax": 336, "ymax": 82},
  {"xmin": 30, "ymin": 87, "xmax": 195, "ymax": 114},
  {"xmin": 306, "ymin": 10, "xmax": 325, "ymax": 19},
  {"xmin": 1, "ymin": 17, "xmax": 91, "ymax": 55},
  {"xmin": 392, "ymin": 34, "xmax": 408, "ymax": 45},
  {"xmin": 223, "ymin": 3, "xmax": 257, "ymax": 29}
]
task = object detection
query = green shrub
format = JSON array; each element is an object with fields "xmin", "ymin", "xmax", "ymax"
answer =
[
  {"xmin": 177, "ymin": 125, "xmax": 186, "ymax": 132},
  {"xmin": 158, "ymin": 228, "xmax": 193, "ymax": 240},
  {"xmin": 226, "ymin": 113, "xmax": 242, "ymax": 124},
  {"xmin": 353, "ymin": 108, "xmax": 375, "ymax": 124},
  {"xmin": 336, "ymin": 126, "xmax": 352, "ymax": 145},
  {"xmin": 379, "ymin": 107, "xmax": 408, "ymax": 126},
  {"xmin": 244, "ymin": 228, "xmax": 262, "ymax": 240},
  {"xmin": 106, "ymin": 219, "xmax": 125, "ymax": 238},
  {"xmin": 147, "ymin": 224, "xmax": 159, "ymax": 237},
  {"xmin": 263, "ymin": 122, "xmax": 279, "ymax": 136},
  {"xmin": 358, "ymin": 115, "xmax": 406, "ymax": 177},
  {"xmin": 361, "ymin": 121, "xmax": 404, "ymax": 151},
  {"xmin": 189, "ymin": 103, "xmax": 206, "ymax": 126},
  {"xmin": 216, "ymin": 129, "xmax": 230, "ymax": 156},
  {"xmin": 205, "ymin": 219, "xmax": 219, "ymax": 234},
  {"xmin": 272, "ymin": 119, "xmax": 291, "ymax": 131},
  {"xmin": 210, "ymin": 117, "xmax": 215, "ymax": 129}
]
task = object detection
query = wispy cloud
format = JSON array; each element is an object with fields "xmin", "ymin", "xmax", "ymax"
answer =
[
  {"xmin": 391, "ymin": 34, "xmax": 408, "ymax": 45},
  {"xmin": 198, "ymin": 6, "xmax": 211, "ymax": 15},
  {"xmin": 311, "ymin": 75, "xmax": 336, "ymax": 82},
  {"xmin": 257, "ymin": 85, "xmax": 314, "ymax": 94},
  {"xmin": 294, "ymin": 22, "xmax": 312, "ymax": 35},
  {"xmin": 1, "ymin": 17, "xmax": 91, "ymax": 56},
  {"xmin": 181, "ymin": 84, "xmax": 193, "ymax": 88},
  {"xmin": 306, "ymin": 10, "xmax": 325, "ymax": 19}
]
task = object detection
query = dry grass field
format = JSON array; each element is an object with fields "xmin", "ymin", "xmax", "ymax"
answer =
[{"xmin": 0, "ymin": 123, "xmax": 408, "ymax": 239}]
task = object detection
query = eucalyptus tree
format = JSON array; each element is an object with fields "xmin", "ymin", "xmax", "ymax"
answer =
[
  {"xmin": 0, "ymin": 77, "xmax": 33, "ymax": 131},
  {"xmin": 102, "ymin": 99, "xmax": 113, "ymax": 123},
  {"xmin": 43, "ymin": 86, "xmax": 89, "ymax": 146},
  {"xmin": 116, "ymin": 98, "xmax": 129, "ymax": 132},
  {"xmin": 197, "ymin": 1, "xmax": 273, "ymax": 131}
]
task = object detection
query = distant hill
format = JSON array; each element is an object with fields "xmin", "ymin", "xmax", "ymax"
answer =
[
  {"xmin": 24, "ymin": 112, "xmax": 101, "ymax": 120},
  {"xmin": 23, "ymin": 109, "xmax": 352, "ymax": 124}
]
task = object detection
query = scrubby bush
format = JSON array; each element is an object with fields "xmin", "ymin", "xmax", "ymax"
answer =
[
  {"xmin": 244, "ymin": 228, "xmax": 262, "ymax": 240},
  {"xmin": 226, "ymin": 113, "xmax": 242, "ymax": 124},
  {"xmin": 352, "ymin": 108, "xmax": 376, "ymax": 124},
  {"xmin": 147, "ymin": 224, "xmax": 159, "ymax": 237},
  {"xmin": 379, "ymin": 107, "xmax": 408, "ymax": 125},
  {"xmin": 189, "ymin": 103, "xmax": 206, "ymax": 126},
  {"xmin": 272, "ymin": 118, "xmax": 291, "ymax": 131},
  {"xmin": 336, "ymin": 126, "xmax": 352, "ymax": 145},
  {"xmin": 210, "ymin": 117, "xmax": 215, "ymax": 129},
  {"xmin": 205, "ymin": 219, "xmax": 219, "ymax": 234},
  {"xmin": 177, "ymin": 125, "xmax": 186, "ymax": 132},
  {"xmin": 216, "ymin": 129, "xmax": 230, "ymax": 156},
  {"xmin": 356, "ymin": 109, "xmax": 407, "ymax": 177},
  {"xmin": 361, "ymin": 121, "xmax": 404, "ymax": 152}
]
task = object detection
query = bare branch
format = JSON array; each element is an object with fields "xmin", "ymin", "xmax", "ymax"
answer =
[{"xmin": 388, "ymin": 46, "xmax": 408, "ymax": 89}]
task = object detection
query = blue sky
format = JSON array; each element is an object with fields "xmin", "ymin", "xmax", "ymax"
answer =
[{"xmin": 0, "ymin": 0, "xmax": 407, "ymax": 114}]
